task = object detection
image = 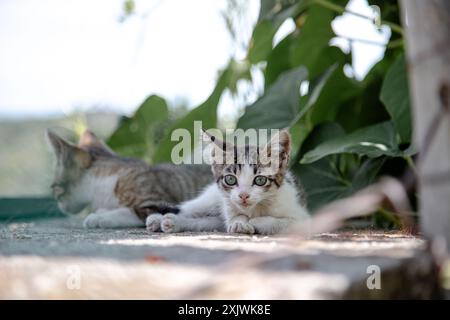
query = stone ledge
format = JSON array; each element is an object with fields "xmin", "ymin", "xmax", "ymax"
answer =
[{"xmin": 0, "ymin": 217, "xmax": 441, "ymax": 299}]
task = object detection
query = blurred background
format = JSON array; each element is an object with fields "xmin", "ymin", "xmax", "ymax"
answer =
[{"xmin": 0, "ymin": 0, "xmax": 391, "ymax": 198}]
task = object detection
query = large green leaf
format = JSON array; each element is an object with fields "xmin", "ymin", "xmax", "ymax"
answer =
[
  {"xmin": 287, "ymin": 65, "xmax": 339, "ymax": 160},
  {"xmin": 263, "ymin": 2, "xmax": 348, "ymax": 85},
  {"xmin": 293, "ymin": 122, "xmax": 385, "ymax": 211},
  {"xmin": 152, "ymin": 60, "xmax": 248, "ymax": 163},
  {"xmin": 258, "ymin": 0, "xmax": 304, "ymax": 24},
  {"xmin": 290, "ymin": 4, "xmax": 335, "ymax": 78},
  {"xmin": 380, "ymin": 53, "xmax": 412, "ymax": 143},
  {"xmin": 247, "ymin": 21, "xmax": 278, "ymax": 64},
  {"xmin": 310, "ymin": 64, "xmax": 361, "ymax": 126},
  {"xmin": 296, "ymin": 156, "xmax": 385, "ymax": 211},
  {"xmin": 291, "ymin": 64, "xmax": 337, "ymax": 125},
  {"xmin": 332, "ymin": 50, "xmax": 396, "ymax": 133},
  {"xmin": 249, "ymin": 0, "xmax": 306, "ymax": 64},
  {"xmin": 152, "ymin": 80, "xmax": 223, "ymax": 163},
  {"xmin": 237, "ymin": 64, "xmax": 336, "ymax": 130},
  {"xmin": 265, "ymin": 33, "xmax": 295, "ymax": 88},
  {"xmin": 107, "ymin": 95, "xmax": 169, "ymax": 162},
  {"xmin": 301, "ymin": 121, "xmax": 403, "ymax": 164},
  {"xmin": 267, "ymin": 44, "xmax": 356, "ymax": 134},
  {"xmin": 237, "ymin": 66, "xmax": 308, "ymax": 129}
]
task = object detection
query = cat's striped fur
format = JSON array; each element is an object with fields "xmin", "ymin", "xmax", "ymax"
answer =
[{"xmin": 47, "ymin": 130, "xmax": 212, "ymax": 228}]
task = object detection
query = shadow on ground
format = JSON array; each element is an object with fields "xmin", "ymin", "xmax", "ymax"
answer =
[{"xmin": 0, "ymin": 217, "xmax": 440, "ymax": 299}]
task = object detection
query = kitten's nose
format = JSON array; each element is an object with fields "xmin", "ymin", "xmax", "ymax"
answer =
[{"xmin": 239, "ymin": 192, "xmax": 250, "ymax": 201}]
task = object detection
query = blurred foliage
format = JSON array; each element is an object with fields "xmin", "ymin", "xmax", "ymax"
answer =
[
  {"xmin": 119, "ymin": 0, "xmax": 136, "ymax": 22},
  {"xmin": 108, "ymin": 95, "xmax": 169, "ymax": 162},
  {"xmin": 110, "ymin": 0, "xmax": 413, "ymax": 224}
]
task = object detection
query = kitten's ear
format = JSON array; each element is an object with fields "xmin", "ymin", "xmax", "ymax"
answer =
[
  {"xmin": 47, "ymin": 130, "xmax": 92, "ymax": 168},
  {"xmin": 202, "ymin": 128, "xmax": 234, "ymax": 167},
  {"xmin": 47, "ymin": 130, "xmax": 73, "ymax": 158},
  {"xmin": 78, "ymin": 130, "xmax": 114, "ymax": 153},
  {"xmin": 73, "ymin": 148, "xmax": 92, "ymax": 168},
  {"xmin": 261, "ymin": 129, "xmax": 291, "ymax": 169},
  {"xmin": 201, "ymin": 129, "xmax": 231, "ymax": 152}
]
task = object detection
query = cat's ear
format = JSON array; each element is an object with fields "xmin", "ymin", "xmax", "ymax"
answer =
[
  {"xmin": 201, "ymin": 129, "xmax": 232, "ymax": 152},
  {"xmin": 47, "ymin": 130, "xmax": 92, "ymax": 168},
  {"xmin": 78, "ymin": 130, "xmax": 114, "ymax": 154},
  {"xmin": 261, "ymin": 129, "xmax": 291, "ymax": 170},
  {"xmin": 202, "ymin": 129, "xmax": 234, "ymax": 167},
  {"xmin": 47, "ymin": 130, "xmax": 73, "ymax": 158},
  {"xmin": 73, "ymin": 148, "xmax": 92, "ymax": 168}
]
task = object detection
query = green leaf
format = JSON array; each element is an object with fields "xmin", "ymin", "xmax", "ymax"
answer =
[
  {"xmin": 293, "ymin": 122, "xmax": 385, "ymax": 211},
  {"xmin": 249, "ymin": 1, "xmax": 306, "ymax": 64},
  {"xmin": 301, "ymin": 121, "xmax": 403, "ymax": 164},
  {"xmin": 310, "ymin": 63, "xmax": 361, "ymax": 125},
  {"xmin": 351, "ymin": 157, "xmax": 385, "ymax": 190},
  {"xmin": 152, "ymin": 60, "xmax": 247, "ymax": 163},
  {"xmin": 380, "ymin": 53, "xmax": 412, "ymax": 143},
  {"xmin": 292, "ymin": 64, "xmax": 338, "ymax": 124},
  {"xmin": 226, "ymin": 59, "xmax": 252, "ymax": 95},
  {"xmin": 290, "ymin": 4, "xmax": 335, "ymax": 78},
  {"xmin": 238, "ymin": 64, "xmax": 337, "ymax": 130},
  {"xmin": 265, "ymin": 33, "xmax": 295, "ymax": 88},
  {"xmin": 107, "ymin": 95, "xmax": 169, "ymax": 162},
  {"xmin": 287, "ymin": 65, "xmax": 339, "ymax": 159},
  {"xmin": 247, "ymin": 21, "xmax": 278, "ymax": 64},
  {"xmin": 123, "ymin": 0, "xmax": 135, "ymax": 15},
  {"xmin": 296, "ymin": 156, "xmax": 350, "ymax": 211},
  {"xmin": 258, "ymin": 0, "xmax": 306, "ymax": 24},
  {"xmin": 237, "ymin": 66, "xmax": 307, "ymax": 129},
  {"xmin": 299, "ymin": 156, "xmax": 384, "ymax": 211},
  {"xmin": 297, "ymin": 122, "xmax": 345, "ymax": 158}
]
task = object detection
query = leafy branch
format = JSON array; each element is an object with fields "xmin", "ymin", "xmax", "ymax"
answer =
[{"xmin": 313, "ymin": 0, "xmax": 404, "ymax": 35}]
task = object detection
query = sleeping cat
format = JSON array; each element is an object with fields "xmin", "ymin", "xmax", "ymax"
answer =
[
  {"xmin": 146, "ymin": 130, "xmax": 309, "ymax": 235},
  {"xmin": 47, "ymin": 129, "xmax": 212, "ymax": 228}
]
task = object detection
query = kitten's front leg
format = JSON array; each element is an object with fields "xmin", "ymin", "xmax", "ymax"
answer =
[
  {"xmin": 161, "ymin": 214, "xmax": 225, "ymax": 233},
  {"xmin": 83, "ymin": 208, "xmax": 144, "ymax": 228},
  {"xmin": 159, "ymin": 183, "xmax": 224, "ymax": 233},
  {"xmin": 249, "ymin": 216, "xmax": 295, "ymax": 235},
  {"xmin": 227, "ymin": 215, "xmax": 255, "ymax": 234}
]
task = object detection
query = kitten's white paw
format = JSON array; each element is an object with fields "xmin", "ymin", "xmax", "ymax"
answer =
[
  {"xmin": 227, "ymin": 220, "xmax": 255, "ymax": 234},
  {"xmin": 161, "ymin": 213, "xmax": 180, "ymax": 233},
  {"xmin": 83, "ymin": 213, "xmax": 110, "ymax": 228},
  {"xmin": 82, "ymin": 209, "xmax": 144, "ymax": 228},
  {"xmin": 146, "ymin": 214, "xmax": 163, "ymax": 232}
]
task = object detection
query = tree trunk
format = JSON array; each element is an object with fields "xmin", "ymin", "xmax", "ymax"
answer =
[{"xmin": 399, "ymin": 1, "xmax": 450, "ymax": 248}]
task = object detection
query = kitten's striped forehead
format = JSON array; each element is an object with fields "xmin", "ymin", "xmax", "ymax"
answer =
[
  {"xmin": 213, "ymin": 143, "xmax": 283, "ymax": 175},
  {"xmin": 224, "ymin": 163, "xmax": 260, "ymax": 175},
  {"xmin": 216, "ymin": 144, "xmax": 284, "ymax": 189},
  {"xmin": 224, "ymin": 144, "xmax": 260, "ymax": 164}
]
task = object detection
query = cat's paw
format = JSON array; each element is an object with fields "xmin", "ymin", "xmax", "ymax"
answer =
[
  {"xmin": 161, "ymin": 213, "xmax": 180, "ymax": 233},
  {"xmin": 82, "ymin": 208, "xmax": 144, "ymax": 228},
  {"xmin": 83, "ymin": 213, "xmax": 108, "ymax": 228},
  {"xmin": 227, "ymin": 220, "xmax": 255, "ymax": 234},
  {"xmin": 146, "ymin": 214, "xmax": 163, "ymax": 232}
]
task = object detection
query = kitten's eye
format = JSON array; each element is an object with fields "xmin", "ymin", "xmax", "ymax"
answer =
[
  {"xmin": 254, "ymin": 175, "xmax": 268, "ymax": 186},
  {"xmin": 223, "ymin": 175, "xmax": 237, "ymax": 186}
]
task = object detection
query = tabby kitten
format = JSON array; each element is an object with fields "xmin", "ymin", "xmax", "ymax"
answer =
[
  {"xmin": 146, "ymin": 130, "xmax": 309, "ymax": 235},
  {"xmin": 47, "ymin": 130, "xmax": 212, "ymax": 228}
]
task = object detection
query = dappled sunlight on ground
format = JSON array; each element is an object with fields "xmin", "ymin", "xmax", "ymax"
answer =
[{"xmin": 0, "ymin": 217, "xmax": 437, "ymax": 299}]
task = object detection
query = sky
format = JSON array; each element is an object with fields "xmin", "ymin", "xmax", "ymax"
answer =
[{"xmin": 0, "ymin": 0, "xmax": 390, "ymax": 119}]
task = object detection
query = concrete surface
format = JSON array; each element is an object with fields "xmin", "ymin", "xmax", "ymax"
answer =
[{"xmin": 0, "ymin": 217, "xmax": 441, "ymax": 299}]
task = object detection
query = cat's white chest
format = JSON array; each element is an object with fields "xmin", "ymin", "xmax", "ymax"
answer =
[{"xmin": 75, "ymin": 175, "xmax": 120, "ymax": 211}]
